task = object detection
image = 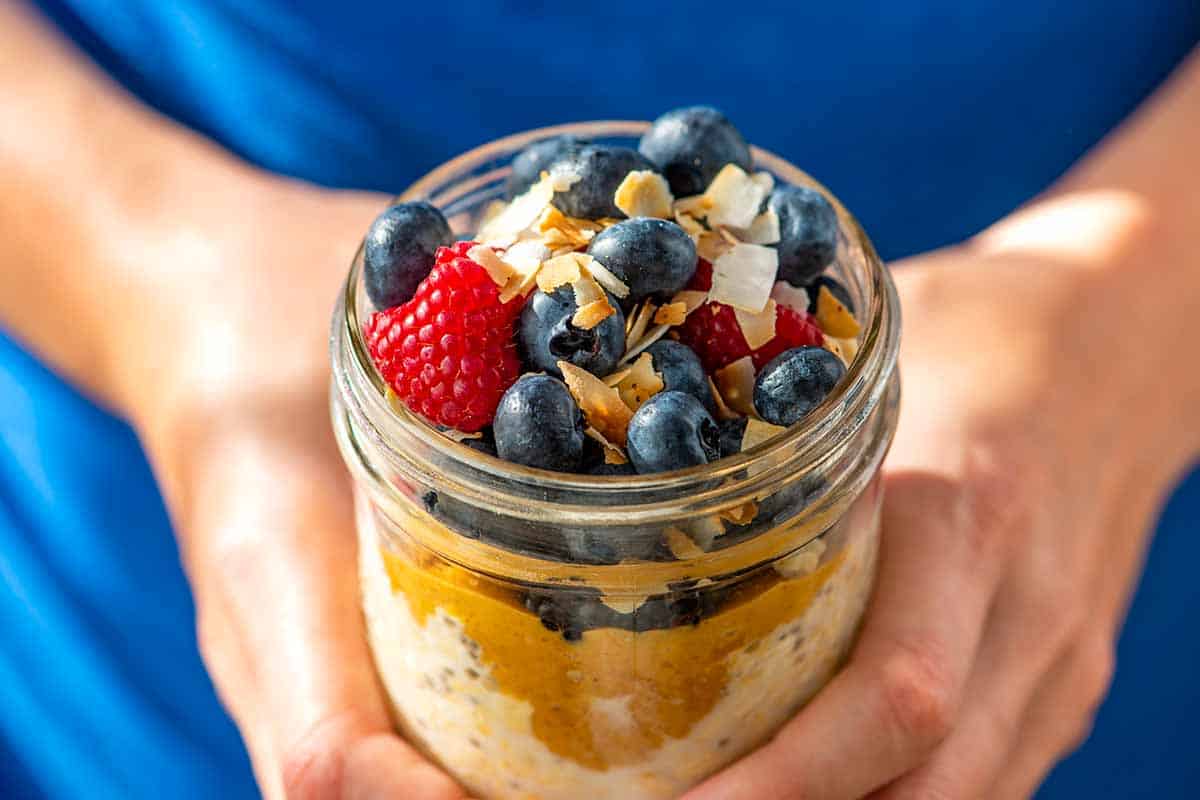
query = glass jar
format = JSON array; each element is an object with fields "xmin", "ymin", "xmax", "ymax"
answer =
[{"xmin": 330, "ymin": 121, "xmax": 901, "ymax": 800}]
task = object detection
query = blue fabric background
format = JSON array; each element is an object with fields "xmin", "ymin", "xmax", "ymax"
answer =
[{"xmin": 2, "ymin": 2, "xmax": 1197, "ymax": 797}]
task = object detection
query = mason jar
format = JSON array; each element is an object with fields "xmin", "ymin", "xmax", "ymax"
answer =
[{"xmin": 330, "ymin": 121, "xmax": 901, "ymax": 800}]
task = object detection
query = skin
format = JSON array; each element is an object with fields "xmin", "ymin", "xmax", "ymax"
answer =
[{"xmin": 1, "ymin": 3, "xmax": 1197, "ymax": 798}]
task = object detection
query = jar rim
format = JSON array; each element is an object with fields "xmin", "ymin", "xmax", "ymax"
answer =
[{"xmin": 334, "ymin": 121, "xmax": 901, "ymax": 526}]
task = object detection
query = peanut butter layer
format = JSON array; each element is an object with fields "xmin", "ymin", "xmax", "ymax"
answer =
[{"xmin": 382, "ymin": 545, "xmax": 844, "ymax": 770}]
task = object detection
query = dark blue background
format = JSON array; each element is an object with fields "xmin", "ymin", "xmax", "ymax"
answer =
[{"xmin": 2, "ymin": 2, "xmax": 1197, "ymax": 797}]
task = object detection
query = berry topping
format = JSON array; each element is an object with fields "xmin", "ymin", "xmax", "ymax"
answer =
[
  {"xmin": 518, "ymin": 286, "xmax": 626, "ymax": 378},
  {"xmin": 770, "ymin": 186, "xmax": 839, "ymax": 286},
  {"xmin": 626, "ymin": 391, "xmax": 720, "ymax": 474},
  {"xmin": 645, "ymin": 340, "xmax": 715, "ymax": 414},
  {"xmin": 638, "ymin": 106, "xmax": 753, "ymax": 197},
  {"xmin": 548, "ymin": 145, "xmax": 658, "ymax": 220},
  {"xmin": 363, "ymin": 202, "xmax": 454, "ymax": 309},
  {"xmin": 586, "ymin": 218, "xmax": 698, "ymax": 302},
  {"xmin": 753, "ymin": 346, "xmax": 845, "ymax": 426},
  {"xmin": 365, "ymin": 242, "xmax": 524, "ymax": 432},
  {"xmin": 676, "ymin": 300, "xmax": 824, "ymax": 373},
  {"xmin": 505, "ymin": 135, "xmax": 588, "ymax": 199},
  {"xmin": 717, "ymin": 417, "xmax": 748, "ymax": 459},
  {"xmin": 493, "ymin": 375, "xmax": 587, "ymax": 472}
]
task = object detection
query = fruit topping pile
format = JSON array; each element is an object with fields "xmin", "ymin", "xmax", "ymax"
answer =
[{"xmin": 363, "ymin": 107, "xmax": 862, "ymax": 474}]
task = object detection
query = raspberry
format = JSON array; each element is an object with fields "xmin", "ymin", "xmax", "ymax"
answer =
[
  {"xmin": 677, "ymin": 301, "xmax": 823, "ymax": 373},
  {"xmin": 687, "ymin": 258, "xmax": 714, "ymax": 291},
  {"xmin": 365, "ymin": 242, "xmax": 524, "ymax": 432}
]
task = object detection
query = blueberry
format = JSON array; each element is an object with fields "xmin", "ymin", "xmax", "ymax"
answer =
[
  {"xmin": 494, "ymin": 375, "xmax": 586, "ymax": 472},
  {"xmin": 805, "ymin": 275, "xmax": 855, "ymax": 314},
  {"xmin": 518, "ymin": 286, "xmax": 625, "ymax": 378},
  {"xmin": 753, "ymin": 346, "xmax": 845, "ymax": 426},
  {"xmin": 645, "ymin": 340, "xmax": 714, "ymax": 414},
  {"xmin": 769, "ymin": 186, "xmax": 839, "ymax": 286},
  {"xmin": 363, "ymin": 202, "xmax": 453, "ymax": 309},
  {"xmin": 548, "ymin": 144, "xmax": 658, "ymax": 219},
  {"xmin": 638, "ymin": 106, "xmax": 753, "ymax": 197},
  {"xmin": 505, "ymin": 135, "xmax": 588, "ymax": 199},
  {"xmin": 586, "ymin": 218, "xmax": 697, "ymax": 301},
  {"xmin": 460, "ymin": 427, "xmax": 497, "ymax": 457},
  {"xmin": 717, "ymin": 417, "xmax": 748, "ymax": 459},
  {"xmin": 627, "ymin": 391, "xmax": 720, "ymax": 474}
]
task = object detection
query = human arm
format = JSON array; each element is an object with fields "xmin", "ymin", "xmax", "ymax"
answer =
[
  {"xmin": 0, "ymin": 4, "xmax": 466, "ymax": 798},
  {"xmin": 686, "ymin": 47, "xmax": 1200, "ymax": 800}
]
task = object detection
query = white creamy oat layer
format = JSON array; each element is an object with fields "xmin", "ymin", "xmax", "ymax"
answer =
[{"xmin": 358, "ymin": 502, "xmax": 879, "ymax": 800}]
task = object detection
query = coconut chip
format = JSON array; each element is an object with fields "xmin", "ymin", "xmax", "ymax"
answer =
[
  {"xmin": 714, "ymin": 356, "xmax": 757, "ymax": 416},
  {"xmin": 586, "ymin": 257, "xmax": 630, "ymax": 299},
  {"xmin": 558, "ymin": 361, "xmax": 633, "ymax": 446},
  {"xmin": 478, "ymin": 175, "xmax": 555, "ymax": 244},
  {"xmin": 672, "ymin": 290, "xmax": 709, "ymax": 316},
  {"xmin": 837, "ymin": 336, "xmax": 860, "ymax": 364},
  {"xmin": 822, "ymin": 336, "xmax": 846, "ymax": 365},
  {"xmin": 602, "ymin": 367, "xmax": 632, "ymax": 387},
  {"xmin": 741, "ymin": 418, "xmax": 787, "ymax": 451},
  {"xmin": 465, "ymin": 244, "xmax": 517, "ymax": 288},
  {"xmin": 653, "ymin": 302, "xmax": 688, "ymax": 326},
  {"xmin": 733, "ymin": 299, "xmax": 778, "ymax": 350},
  {"xmin": 620, "ymin": 323, "xmax": 670, "ymax": 365},
  {"xmin": 706, "ymin": 376, "xmax": 740, "ymax": 420},
  {"xmin": 614, "ymin": 170, "xmax": 674, "ymax": 219},
  {"xmin": 703, "ymin": 164, "xmax": 769, "ymax": 230},
  {"xmin": 674, "ymin": 194, "xmax": 712, "ymax": 217},
  {"xmin": 615, "ymin": 352, "xmax": 664, "ymax": 411},
  {"xmin": 775, "ymin": 538, "xmax": 828, "ymax": 578},
  {"xmin": 709, "ymin": 243, "xmax": 778, "ymax": 313},
  {"xmin": 815, "ymin": 285, "xmax": 861, "ymax": 338},
  {"xmin": 441, "ymin": 428, "xmax": 483, "ymax": 443},
  {"xmin": 664, "ymin": 526, "xmax": 706, "ymax": 559},
  {"xmin": 536, "ymin": 253, "xmax": 584, "ymax": 293},
  {"xmin": 585, "ymin": 426, "xmax": 628, "ymax": 464},
  {"xmin": 573, "ymin": 298, "xmax": 616, "ymax": 329},
  {"xmin": 770, "ymin": 280, "xmax": 811, "ymax": 313},
  {"xmin": 719, "ymin": 500, "xmax": 758, "ymax": 526},
  {"xmin": 696, "ymin": 229, "xmax": 735, "ymax": 262},
  {"xmin": 683, "ymin": 516, "xmax": 726, "ymax": 550},
  {"xmin": 624, "ymin": 300, "xmax": 656, "ymax": 345},
  {"xmin": 751, "ymin": 171, "xmax": 775, "ymax": 196},
  {"xmin": 738, "ymin": 207, "xmax": 781, "ymax": 245}
]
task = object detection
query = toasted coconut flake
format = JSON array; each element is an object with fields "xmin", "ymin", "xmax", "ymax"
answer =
[
  {"xmin": 498, "ymin": 269, "xmax": 539, "ymax": 304},
  {"xmin": 751, "ymin": 171, "xmax": 775, "ymax": 196},
  {"xmin": 620, "ymin": 323, "xmax": 670, "ymax": 365},
  {"xmin": 775, "ymin": 538, "xmax": 827, "ymax": 578},
  {"xmin": 674, "ymin": 210, "xmax": 707, "ymax": 237},
  {"xmin": 466, "ymin": 244, "xmax": 516, "ymax": 287},
  {"xmin": 684, "ymin": 516, "xmax": 726, "ymax": 550},
  {"xmin": 549, "ymin": 169, "xmax": 582, "ymax": 193},
  {"xmin": 714, "ymin": 356, "xmax": 757, "ymax": 416},
  {"xmin": 653, "ymin": 302, "xmax": 688, "ymax": 326},
  {"xmin": 585, "ymin": 426, "xmax": 628, "ymax": 464},
  {"xmin": 822, "ymin": 336, "xmax": 846, "ymax": 365},
  {"xmin": 571, "ymin": 273, "xmax": 606, "ymax": 307},
  {"xmin": 815, "ymin": 285, "xmax": 861, "ymax": 338},
  {"xmin": 478, "ymin": 199, "xmax": 508, "ymax": 229},
  {"xmin": 741, "ymin": 418, "xmax": 787, "ymax": 451},
  {"xmin": 704, "ymin": 164, "xmax": 769, "ymax": 230},
  {"xmin": 719, "ymin": 500, "xmax": 758, "ymax": 526},
  {"xmin": 709, "ymin": 243, "xmax": 778, "ymax": 313},
  {"xmin": 706, "ymin": 376, "xmax": 740, "ymax": 420},
  {"xmin": 478, "ymin": 175, "xmax": 554, "ymax": 243},
  {"xmin": 558, "ymin": 361, "xmax": 633, "ymax": 446},
  {"xmin": 441, "ymin": 428, "xmax": 483, "ymax": 443},
  {"xmin": 696, "ymin": 230, "xmax": 735, "ymax": 262},
  {"xmin": 674, "ymin": 194, "xmax": 712, "ymax": 216},
  {"xmin": 573, "ymin": 297, "xmax": 616, "ymax": 330},
  {"xmin": 837, "ymin": 335, "xmax": 860, "ymax": 364},
  {"xmin": 770, "ymin": 280, "xmax": 811, "ymax": 312},
  {"xmin": 602, "ymin": 367, "xmax": 632, "ymax": 387},
  {"xmin": 586, "ymin": 257, "xmax": 630, "ymax": 299},
  {"xmin": 503, "ymin": 239, "xmax": 549, "ymax": 272},
  {"xmin": 739, "ymin": 208, "xmax": 782, "ymax": 245},
  {"xmin": 672, "ymin": 290, "xmax": 709, "ymax": 316},
  {"xmin": 625, "ymin": 301, "xmax": 656, "ymax": 346},
  {"xmin": 733, "ymin": 299, "xmax": 778, "ymax": 350},
  {"xmin": 664, "ymin": 526, "xmax": 706, "ymax": 559},
  {"xmin": 614, "ymin": 170, "xmax": 674, "ymax": 219},
  {"xmin": 537, "ymin": 253, "xmax": 584, "ymax": 293},
  {"xmin": 616, "ymin": 353, "xmax": 664, "ymax": 411}
]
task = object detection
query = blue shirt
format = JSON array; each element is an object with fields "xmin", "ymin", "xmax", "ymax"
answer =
[{"xmin": 3, "ymin": 2, "xmax": 1198, "ymax": 797}]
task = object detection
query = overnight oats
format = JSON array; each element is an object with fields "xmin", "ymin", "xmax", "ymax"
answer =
[{"xmin": 330, "ymin": 108, "xmax": 901, "ymax": 799}]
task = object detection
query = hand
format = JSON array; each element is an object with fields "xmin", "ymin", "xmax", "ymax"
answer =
[
  {"xmin": 684, "ymin": 190, "xmax": 1199, "ymax": 800},
  {"xmin": 128, "ymin": 175, "xmax": 470, "ymax": 800}
]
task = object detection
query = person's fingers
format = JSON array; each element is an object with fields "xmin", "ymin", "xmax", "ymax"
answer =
[
  {"xmin": 682, "ymin": 472, "xmax": 1005, "ymax": 800},
  {"xmin": 991, "ymin": 636, "xmax": 1115, "ymax": 800},
  {"xmin": 181, "ymin": 410, "xmax": 466, "ymax": 800}
]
